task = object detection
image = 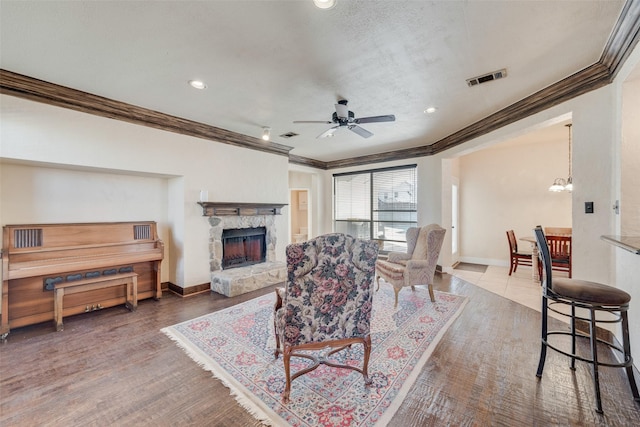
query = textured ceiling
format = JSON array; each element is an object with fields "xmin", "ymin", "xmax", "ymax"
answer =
[{"xmin": 0, "ymin": 0, "xmax": 627, "ymax": 162}]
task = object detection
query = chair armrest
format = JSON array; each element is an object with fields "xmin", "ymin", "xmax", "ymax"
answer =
[
  {"xmin": 274, "ymin": 287, "xmax": 285, "ymax": 311},
  {"xmin": 404, "ymin": 259, "xmax": 438, "ymax": 286},
  {"xmin": 405, "ymin": 259, "xmax": 433, "ymax": 270},
  {"xmin": 388, "ymin": 252, "xmax": 412, "ymax": 263}
]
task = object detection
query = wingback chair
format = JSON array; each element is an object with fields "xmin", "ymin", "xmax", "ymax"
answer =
[
  {"xmin": 274, "ymin": 233, "xmax": 379, "ymax": 403},
  {"xmin": 375, "ymin": 224, "xmax": 446, "ymax": 308}
]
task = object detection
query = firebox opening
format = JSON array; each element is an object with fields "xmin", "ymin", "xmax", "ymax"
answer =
[{"xmin": 222, "ymin": 227, "xmax": 266, "ymax": 269}]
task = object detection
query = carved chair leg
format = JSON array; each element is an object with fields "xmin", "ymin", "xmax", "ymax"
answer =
[
  {"xmin": 393, "ymin": 287, "xmax": 400, "ymax": 308},
  {"xmin": 428, "ymin": 283, "xmax": 435, "ymax": 302},
  {"xmin": 282, "ymin": 347, "xmax": 292, "ymax": 403},
  {"xmin": 274, "ymin": 329, "xmax": 281, "ymax": 359},
  {"xmin": 274, "ymin": 289, "xmax": 283, "ymax": 359},
  {"xmin": 362, "ymin": 335, "xmax": 372, "ymax": 385},
  {"xmin": 375, "ymin": 275, "xmax": 380, "ymax": 292}
]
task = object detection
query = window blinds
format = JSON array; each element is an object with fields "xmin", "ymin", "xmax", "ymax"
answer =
[{"xmin": 334, "ymin": 165, "xmax": 417, "ymax": 251}]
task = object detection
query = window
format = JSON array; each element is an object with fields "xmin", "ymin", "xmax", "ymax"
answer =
[{"xmin": 334, "ymin": 165, "xmax": 417, "ymax": 252}]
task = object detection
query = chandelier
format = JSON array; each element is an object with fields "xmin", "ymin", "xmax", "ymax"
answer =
[{"xmin": 549, "ymin": 124, "xmax": 573, "ymax": 192}]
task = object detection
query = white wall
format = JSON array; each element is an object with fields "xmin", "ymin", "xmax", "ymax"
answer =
[
  {"xmin": 613, "ymin": 41, "xmax": 640, "ymax": 366},
  {"xmin": 0, "ymin": 163, "xmax": 172, "ymax": 282},
  {"xmin": 433, "ymin": 91, "xmax": 614, "ymax": 286},
  {"xmin": 0, "ymin": 95, "xmax": 290, "ymax": 288},
  {"xmin": 439, "ymin": 158, "xmax": 455, "ymax": 271},
  {"xmin": 457, "ymin": 134, "xmax": 572, "ymax": 265},
  {"xmin": 621, "ymin": 77, "xmax": 640, "ymax": 235}
]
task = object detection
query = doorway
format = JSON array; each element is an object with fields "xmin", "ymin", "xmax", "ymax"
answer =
[
  {"xmin": 290, "ymin": 189, "xmax": 311, "ymax": 243},
  {"xmin": 451, "ymin": 177, "xmax": 460, "ymax": 266}
]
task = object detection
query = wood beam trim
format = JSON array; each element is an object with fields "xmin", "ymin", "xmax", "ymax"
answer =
[
  {"xmin": 288, "ymin": 154, "xmax": 328, "ymax": 170},
  {"xmin": 323, "ymin": 63, "xmax": 611, "ymax": 170},
  {"xmin": 429, "ymin": 63, "xmax": 610, "ymax": 153},
  {"xmin": 600, "ymin": 0, "xmax": 640, "ymax": 80},
  {"xmin": 0, "ymin": 63, "xmax": 616, "ymax": 172},
  {"xmin": 0, "ymin": 69, "xmax": 293, "ymax": 158}
]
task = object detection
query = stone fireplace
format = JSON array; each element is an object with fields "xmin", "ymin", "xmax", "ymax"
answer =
[{"xmin": 199, "ymin": 202, "xmax": 287, "ymax": 297}]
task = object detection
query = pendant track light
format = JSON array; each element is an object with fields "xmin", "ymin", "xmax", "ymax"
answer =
[{"xmin": 548, "ymin": 124, "xmax": 573, "ymax": 192}]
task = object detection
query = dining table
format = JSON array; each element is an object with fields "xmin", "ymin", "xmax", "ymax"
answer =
[
  {"xmin": 519, "ymin": 235, "xmax": 540, "ymax": 282},
  {"xmin": 520, "ymin": 232, "xmax": 572, "ymax": 282}
]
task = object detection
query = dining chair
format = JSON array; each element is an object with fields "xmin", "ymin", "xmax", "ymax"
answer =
[
  {"xmin": 506, "ymin": 230, "xmax": 533, "ymax": 276},
  {"xmin": 533, "ymin": 226, "xmax": 639, "ymax": 413},
  {"xmin": 547, "ymin": 234, "xmax": 572, "ymax": 278}
]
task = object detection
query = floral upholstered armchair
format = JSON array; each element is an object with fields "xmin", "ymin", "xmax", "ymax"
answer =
[
  {"xmin": 273, "ymin": 233, "xmax": 379, "ymax": 403},
  {"xmin": 375, "ymin": 224, "xmax": 446, "ymax": 308}
]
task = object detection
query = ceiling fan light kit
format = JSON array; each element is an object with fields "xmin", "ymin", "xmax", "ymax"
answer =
[
  {"xmin": 262, "ymin": 127, "xmax": 271, "ymax": 141},
  {"xmin": 294, "ymin": 99, "xmax": 395, "ymax": 139}
]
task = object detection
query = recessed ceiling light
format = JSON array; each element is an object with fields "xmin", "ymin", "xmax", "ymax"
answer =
[
  {"xmin": 313, "ymin": 0, "xmax": 336, "ymax": 10},
  {"xmin": 188, "ymin": 80, "xmax": 207, "ymax": 90},
  {"xmin": 424, "ymin": 107, "xmax": 437, "ymax": 114}
]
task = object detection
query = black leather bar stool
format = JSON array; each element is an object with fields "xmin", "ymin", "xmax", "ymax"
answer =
[{"xmin": 533, "ymin": 226, "xmax": 639, "ymax": 413}]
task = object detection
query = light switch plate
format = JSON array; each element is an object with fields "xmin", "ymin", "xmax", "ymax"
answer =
[{"xmin": 585, "ymin": 201, "xmax": 594, "ymax": 214}]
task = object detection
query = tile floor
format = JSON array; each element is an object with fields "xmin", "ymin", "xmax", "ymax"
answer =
[{"xmin": 450, "ymin": 264, "xmax": 570, "ymax": 323}]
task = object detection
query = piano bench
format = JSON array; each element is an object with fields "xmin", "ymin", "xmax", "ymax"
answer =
[{"xmin": 53, "ymin": 272, "xmax": 138, "ymax": 332}]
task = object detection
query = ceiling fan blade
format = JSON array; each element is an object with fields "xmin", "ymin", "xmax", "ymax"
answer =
[
  {"xmin": 293, "ymin": 120, "xmax": 333, "ymax": 124},
  {"xmin": 354, "ymin": 114, "xmax": 396, "ymax": 124},
  {"xmin": 335, "ymin": 103, "xmax": 349, "ymax": 119},
  {"xmin": 348, "ymin": 125, "xmax": 373, "ymax": 138},
  {"xmin": 317, "ymin": 126, "xmax": 339, "ymax": 139}
]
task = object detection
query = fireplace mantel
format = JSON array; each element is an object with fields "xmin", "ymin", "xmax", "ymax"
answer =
[{"xmin": 198, "ymin": 202, "xmax": 287, "ymax": 217}]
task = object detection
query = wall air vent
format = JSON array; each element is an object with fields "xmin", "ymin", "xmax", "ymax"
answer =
[
  {"xmin": 279, "ymin": 132, "xmax": 299, "ymax": 139},
  {"xmin": 466, "ymin": 68, "xmax": 507, "ymax": 87}
]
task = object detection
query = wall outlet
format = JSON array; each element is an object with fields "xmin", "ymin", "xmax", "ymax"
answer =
[{"xmin": 585, "ymin": 201, "xmax": 594, "ymax": 214}]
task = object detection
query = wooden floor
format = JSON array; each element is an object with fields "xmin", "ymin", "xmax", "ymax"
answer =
[{"xmin": 2, "ymin": 274, "xmax": 639, "ymax": 426}]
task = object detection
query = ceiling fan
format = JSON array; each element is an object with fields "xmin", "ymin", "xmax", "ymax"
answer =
[{"xmin": 293, "ymin": 100, "xmax": 395, "ymax": 139}]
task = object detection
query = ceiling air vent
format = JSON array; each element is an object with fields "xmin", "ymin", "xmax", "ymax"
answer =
[
  {"xmin": 466, "ymin": 68, "xmax": 507, "ymax": 87},
  {"xmin": 279, "ymin": 132, "xmax": 299, "ymax": 139}
]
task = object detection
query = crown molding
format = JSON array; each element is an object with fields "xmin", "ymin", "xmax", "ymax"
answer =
[
  {"xmin": 288, "ymin": 154, "xmax": 329, "ymax": 170},
  {"xmin": 600, "ymin": 0, "xmax": 640, "ymax": 81}
]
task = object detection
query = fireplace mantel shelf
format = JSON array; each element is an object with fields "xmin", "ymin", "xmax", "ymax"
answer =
[{"xmin": 198, "ymin": 202, "xmax": 287, "ymax": 217}]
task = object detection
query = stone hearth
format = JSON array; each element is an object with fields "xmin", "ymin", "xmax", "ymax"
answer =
[{"xmin": 210, "ymin": 261, "xmax": 285, "ymax": 297}]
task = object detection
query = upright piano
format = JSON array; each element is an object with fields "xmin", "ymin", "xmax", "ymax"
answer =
[{"xmin": 1, "ymin": 221, "xmax": 164, "ymax": 339}]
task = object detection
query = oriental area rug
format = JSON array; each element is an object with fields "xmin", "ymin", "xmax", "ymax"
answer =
[{"xmin": 162, "ymin": 285, "xmax": 468, "ymax": 427}]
